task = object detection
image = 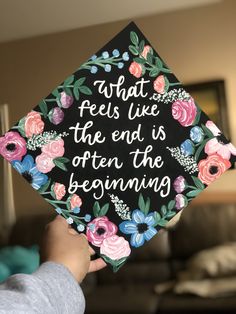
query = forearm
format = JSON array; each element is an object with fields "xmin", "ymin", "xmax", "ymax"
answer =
[{"xmin": 0, "ymin": 262, "xmax": 85, "ymax": 314}]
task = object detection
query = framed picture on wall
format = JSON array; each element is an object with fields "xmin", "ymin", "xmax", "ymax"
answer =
[{"xmin": 184, "ymin": 80, "xmax": 230, "ymax": 139}]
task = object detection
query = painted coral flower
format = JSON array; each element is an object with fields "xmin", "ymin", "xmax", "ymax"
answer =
[
  {"xmin": 53, "ymin": 183, "xmax": 66, "ymax": 200},
  {"xmin": 119, "ymin": 209, "xmax": 157, "ymax": 248},
  {"xmin": 48, "ymin": 107, "xmax": 64, "ymax": 125},
  {"xmin": 129, "ymin": 62, "xmax": 143, "ymax": 78},
  {"xmin": 60, "ymin": 92, "xmax": 74, "ymax": 109},
  {"xmin": 141, "ymin": 45, "xmax": 152, "ymax": 59},
  {"xmin": 70, "ymin": 194, "xmax": 82, "ymax": 210},
  {"xmin": 35, "ymin": 153, "xmax": 55, "ymax": 173},
  {"xmin": 175, "ymin": 194, "xmax": 188, "ymax": 210},
  {"xmin": 100, "ymin": 235, "xmax": 131, "ymax": 260},
  {"xmin": 172, "ymin": 97, "xmax": 198, "ymax": 127},
  {"xmin": 173, "ymin": 176, "xmax": 187, "ymax": 194},
  {"xmin": 153, "ymin": 75, "xmax": 166, "ymax": 94},
  {"xmin": 24, "ymin": 111, "xmax": 44, "ymax": 138},
  {"xmin": 205, "ymin": 120, "xmax": 236, "ymax": 160},
  {"xmin": 86, "ymin": 216, "xmax": 118, "ymax": 247},
  {"xmin": 198, "ymin": 153, "xmax": 231, "ymax": 185},
  {"xmin": 41, "ymin": 139, "xmax": 65, "ymax": 158},
  {"xmin": 0, "ymin": 131, "xmax": 27, "ymax": 162},
  {"xmin": 11, "ymin": 154, "xmax": 48, "ymax": 190}
]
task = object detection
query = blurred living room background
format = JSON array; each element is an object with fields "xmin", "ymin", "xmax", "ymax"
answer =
[{"xmin": 1, "ymin": 0, "xmax": 236, "ymax": 313}]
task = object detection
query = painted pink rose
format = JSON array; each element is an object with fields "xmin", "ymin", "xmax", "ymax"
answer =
[
  {"xmin": 100, "ymin": 235, "xmax": 131, "ymax": 260},
  {"xmin": 60, "ymin": 92, "xmax": 74, "ymax": 109},
  {"xmin": 41, "ymin": 139, "xmax": 65, "ymax": 158},
  {"xmin": 86, "ymin": 216, "xmax": 118, "ymax": 247},
  {"xmin": 153, "ymin": 75, "xmax": 166, "ymax": 94},
  {"xmin": 0, "ymin": 131, "xmax": 27, "ymax": 162},
  {"xmin": 205, "ymin": 120, "xmax": 236, "ymax": 160},
  {"xmin": 141, "ymin": 45, "xmax": 151, "ymax": 59},
  {"xmin": 172, "ymin": 97, "xmax": 198, "ymax": 127},
  {"xmin": 53, "ymin": 183, "xmax": 66, "ymax": 200},
  {"xmin": 24, "ymin": 111, "xmax": 44, "ymax": 138},
  {"xmin": 129, "ymin": 62, "xmax": 143, "ymax": 78},
  {"xmin": 70, "ymin": 194, "xmax": 82, "ymax": 209},
  {"xmin": 35, "ymin": 153, "xmax": 55, "ymax": 173}
]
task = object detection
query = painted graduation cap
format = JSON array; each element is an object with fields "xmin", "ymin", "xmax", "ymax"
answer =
[{"xmin": 1, "ymin": 22, "xmax": 236, "ymax": 272}]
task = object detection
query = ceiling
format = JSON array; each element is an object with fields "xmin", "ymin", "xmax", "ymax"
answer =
[{"xmin": 0, "ymin": 0, "xmax": 222, "ymax": 43}]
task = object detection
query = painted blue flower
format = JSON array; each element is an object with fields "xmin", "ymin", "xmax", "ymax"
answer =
[
  {"xmin": 180, "ymin": 139, "xmax": 195, "ymax": 156},
  {"xmin": 190, "ymin": 126, "xmax": 204, "ymax": 143},
  {"xmin": 112, "ymin": 49, "xmax": 120, "ymax": 57},
  {"xmin": 118, "ymin": 62, "xmax": 124, "ymax": 69},
  {"xmin": 73, "ymin": 207, "xmax": 80, "ymax": 214},
  {"xmin": 77, "ymin": 224, "xmax": 85, "ymax": 232},
  {"xmin": 122, "ymin": 52, "xmax": 129, "ymax": 61},
  {"xmin": 102, "ymin": 51, "xmax": 109, "ymax": 59},
  {"xmin": 84, "ymin": 214, "xmax": 91, "ymax": 222},
  {"xmin": 104, "ymin": 64, "xmax": 111, "ymax": 72},
  {"xmin": 90, "ymin": 54, "xmax": 97, "ymax": 60},
  {"xmin": 90, "ymin": 66, "xmax": 98, "ymax": 74},
  {"xmin": 55, "ymin": 207, "xmax": 62, "ymax": 214},
  {"xmin": 11, "ymin": 154, "xmax": 48, "ymax": 190},
  {"xmin": 119, "ymin": 209, "xmax": 157, "ymax": 248}
]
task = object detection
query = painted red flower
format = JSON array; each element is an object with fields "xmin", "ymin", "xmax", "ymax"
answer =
[
  {"xmin": 129, "ymin": 62, "xmax": 143, "ymax": 78},
  {"xmin": 198, "ymin": 153, "xmax": 231, "ymax": 185}
]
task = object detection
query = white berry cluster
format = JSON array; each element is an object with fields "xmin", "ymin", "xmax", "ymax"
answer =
[
  {"xmin": 108, "ymin": 193, "xmax": 131, "ymax": 220},
  {"xmin": 27, "ymin": 131, "xmax": 69, "ymax": 150},
  {"xmin": 153, "ymin": 88, "xmax": 191, "ymax": 104},
  {"xmin": 166, "ymin": 146, "xmax": 199, "ymax": 174}
]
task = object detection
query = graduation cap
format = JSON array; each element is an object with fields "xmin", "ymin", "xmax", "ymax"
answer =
[{"xmin": 1, "ymin": 22, "xmax": 236, "ymax": 272}]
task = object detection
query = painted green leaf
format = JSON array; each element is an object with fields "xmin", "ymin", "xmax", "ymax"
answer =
[
  {"xmin": 52, "ymin": 88, "xmax": 60, "ymax": 97},
  {"xmin": 201, "ymin": 123, "xmax": 214, "ymax": 138},
  {"xmin": 149, "ymin": 68, "xmax": 160, "ymax": 77},
  {"xmin": 76, "ymin": 77, "xmax": 86, "ymax": 87},
  {"xmin": 164, "ymin": 76, "xmax": 170, "ymax": 93},
  {"xmin": 161, "ymin": 205, "xmax": 167, "ymax": 216},
  {"xmin": 130, "ymin": 31, "xmax": 139, "ymax": 46},
  {"xmin": 17, "ymin": 117, "xmax": 26, "ymax": 137},
  {"xmin": 153, "ymin": 211, "xmax": 161, "ymax": 226},
  {"xmin": 53, "ymin": 159, "xmax": 67, "ymax": 171},
  {"xmin": 193, "ymin": 106, "xmax": 201, "ymax": 125},
  {"xmin": 100, "ymin": 203, "xmax": 109, "ymax": 216},
  {"xmin": 166, "ymin": 211, "xmax": 176, "ymax": 219},
  {"xmin": 63, "ymin": 86, "xmax": 72, "ymax": 96},
  {"xmin": 157, "ymin": 219, "xmax": 169, "ymax": 227},
  {"xmin": 191, "ymin": 176, "xmax": 205, "ymax": 190},
  {"xmin": 100, "ymin": 254, "xmax": 127, "ymax": 273},
  {"xmin": 138, "ymin": 40, "xmax": 145, "ymax": 54},
  {"xmin": 155, "ymin": 57, "xmax": 163, "ymax": 68},
  {"xmin": 129, "ymin": 45, "xmax": 139, "ymax": 55},
  {"xmin": 38, "ymin": 100, "xmax": 48, "ymax": 119},
  {"xmin": 93, "ymin": 201, "xmax": 100, "ymax": 217},
  {"xmin": 73, "ymin": 86, "xmax": 80, "ymax": 100},
  {"xmin": 138, "ymin": 193, "xmax": 146, "ymax": 213},
  {"xmin": 144, "ymin": 197, "xmax": 150, "ymax": 215},
  {"xmin": 133, "ymin": 57, "xmax": 146, "ymax": 64},
  {"xmin": 146, "ymin": 52, "xmax": 153, "ymax": 65},
  {"xmin": 79, "ymin": 85, "xmax": 92, "ymax": 95},
  {"xmin": 64, "ymin": 75, "xmax": 74, "ymax": 86},
  {"xmin": 168, "ymin": 200, "xmax": 175, "ymax": 211},
  {"xmin": 38, "ymin": 178, "xmax": 51, "ymax": 193},
  {"xmin": 54, "ymin": 157, "xmax": 70, "ymax": 164},
  {"xmin": 186, "ymin": 189, "xmax": 202, "ymax": 197}
]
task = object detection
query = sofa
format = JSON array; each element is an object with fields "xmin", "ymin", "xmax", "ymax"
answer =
[{"xmin": 4, "ymin": 199, "xmax": 236, "ymax": 314}]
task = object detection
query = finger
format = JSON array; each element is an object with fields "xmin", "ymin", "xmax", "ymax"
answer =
[
  {"xmin": 88, "ymin": 258, "xmax": 107, "ymax": 273},
  {"xmin": 89, "ymin": 246, "xmax": 95, "ymax": 256}
]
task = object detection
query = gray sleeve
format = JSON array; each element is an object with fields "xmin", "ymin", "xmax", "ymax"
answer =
[{"xmin": 0, "ymin": 262, "xmax": 85, "ymax": 314}]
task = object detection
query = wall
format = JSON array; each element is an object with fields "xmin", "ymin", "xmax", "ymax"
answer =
[{"xmin": 0, "ymin": 0, "xmax": 235, "ymax": 217}]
